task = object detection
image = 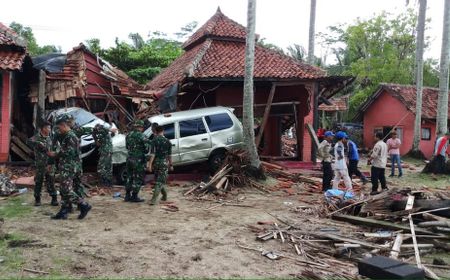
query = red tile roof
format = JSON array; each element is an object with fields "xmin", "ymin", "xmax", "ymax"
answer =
[
  {"xmin": 147, "ymin": 9, "xmax": 326, "ymax": 91},
  {"xmin": 0, "ymin": 23, "xmax": 27, "ymax": 70},
  {"xmin": 359, "ymin": 83, "xmax": 450, "ymax": 120},
  {"xmin": 182, "ymin": 8, "xmax": 247, "ymax": 50},
  {"xmin": 319, "ymin": 96, "xmax": 348, "ymax": 111},
  {"xmin": 0, "ymin": 50, "xmax": 26, "ymax": 70}
]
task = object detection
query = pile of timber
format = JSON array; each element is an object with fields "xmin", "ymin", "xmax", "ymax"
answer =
[
  {"xmin": 184, "ymin": 150, "xmax": 268, "ymax": 197},
  {"xmin": 261, "ymin": 161, "xmax": 322, "ymax": 187}
]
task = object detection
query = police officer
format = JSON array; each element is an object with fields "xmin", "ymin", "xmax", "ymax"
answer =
[
  {"xmin": 29, "ymin": 121, "xmax": 58, "ymax": 206},
  {"xmin": 124, "ymin": 120, "xmax": 150, "ymax": 202},
  {"xmin": 148, "ymin": 124, "xmax": 173, "ymax": 205},
  {"xmin": 92, "ymin": 124, "xmax": 113, "ymax": 187},
  {"xmin": 47, "ymin": 115, "xmax": 92, "ymax": 220}
]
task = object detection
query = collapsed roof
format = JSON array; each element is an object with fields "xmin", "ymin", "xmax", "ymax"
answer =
[{"xmin": 0, "ymin": 22, "xmax": 27, "ymax": 71}]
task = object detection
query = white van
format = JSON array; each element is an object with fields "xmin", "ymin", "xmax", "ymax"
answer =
[{"xmin": 113, "ymin": 106, "xmax": 244, "ymax": 182}]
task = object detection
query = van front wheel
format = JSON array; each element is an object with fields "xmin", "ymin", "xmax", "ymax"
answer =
[{"xmin": 208, "ymin": 150, "xmax": 227, "ymax": 173}]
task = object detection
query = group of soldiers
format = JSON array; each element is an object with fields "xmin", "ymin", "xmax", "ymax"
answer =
[
  {"xmin": 125, "ymin": 120, "xmax": 173, "ymax": 205},
  {"xmin": 29, "ymin": 115, "xmax": 172, "ymax": 220}
]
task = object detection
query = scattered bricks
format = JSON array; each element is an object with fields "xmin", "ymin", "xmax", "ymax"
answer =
[{"xmin": 358, "ymin": 256, "xmax": 424, "ymax": 279}]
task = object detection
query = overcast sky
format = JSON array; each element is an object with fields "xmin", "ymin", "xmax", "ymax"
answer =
[{"xmin": 0, "ymin": 0, "xmax": 445, "ymax": 62}]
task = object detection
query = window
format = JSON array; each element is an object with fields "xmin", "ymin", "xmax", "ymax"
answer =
[
  {"xmin": 205, "ymin": 113, "xmax": 233, "ymax": 132},
  {"xmin": 162, "ymin": 123, "xmax": 175, "ymax": 140},
  {"xmin": 421, "ymin": 127, "xmax": 431, "ymax": 140},
  {"xmin": 179, "ymin": 118, "xmax": 206, "ymax": 138}
]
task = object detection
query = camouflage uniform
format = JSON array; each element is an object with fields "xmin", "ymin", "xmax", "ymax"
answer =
[
  {"xmin": 125, "ymin": 126, "xmax": 150, "ymax": 196},
  {"xmin": 28, "ymin": 132, "xmax": 56, "ymax": 198},
  {"xmin": 68, "ymin": 119, "xmax": 90, "ymax": 198},
  {"xmin": 72, "ymin": 124, "xmax": 93, "ymax": 139},
  {"xmin": 92, "ymin": 125, "xmax": 113, "ymax": 186},
  {"xmin": 150, "ymin": 135, "xmax": 172, "ymax": 204},
  {"xmin": 56, "ymin": 130, "xmax": 84, "ymax": 208}
]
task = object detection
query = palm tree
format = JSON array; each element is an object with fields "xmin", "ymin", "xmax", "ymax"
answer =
[
  {"xmin": 412, "ymin": 0, "xmax": 427, "ymax": 154},
  {"xmin": 437, "ymin": 0, "xmax": 450, "ymax": 136},
  {"xmin": 243, "ymin": 0, "xmax": 261, "ymax": 169},
  {"xmin": 307, "ymin": 0, "xmax": 317, "ymax": 64}
]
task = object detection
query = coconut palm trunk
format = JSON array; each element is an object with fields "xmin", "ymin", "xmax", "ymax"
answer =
[
  {"xmin": 437, "ymin": 0, "xmax": 450, "ymax": 136},
  {"xmin": 307, "ymin": 0, "xmax": 317, "ymax": 64},
  {"xmin": 412, "ymin": 0, "xmax": 427, "ymax": 154},
  {"xmin": 242, "ymin": 0, "xmax": 261, "ymax": 168}
]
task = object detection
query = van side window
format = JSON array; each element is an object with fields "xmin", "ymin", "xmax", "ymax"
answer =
[
  {"xmin": 162, "ymin": 123, "xmax": 175, "ymax": 140},
  {"xmin": 179, "ymin": 118, "xmax": 206, "ymax": 138},
  {"xmin": 205, "ymin": 113, "xmax": 233, "ymax": 132}
]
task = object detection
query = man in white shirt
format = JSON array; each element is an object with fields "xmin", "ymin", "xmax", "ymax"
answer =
[
  {"xmin": 318, "ymin": 131, "xmax": 334, "ymax": 192},
  {"xmin": 369, "ymin": 132, "xmax": 388, "ymax": 195},
  {"xmin": 332, "ymin": 131, "xmax": 352, "ymax": 191}
]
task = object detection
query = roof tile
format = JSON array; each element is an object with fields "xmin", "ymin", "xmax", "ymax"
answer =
[
  {"xmin": 0, "ymin": 50, "xmax": 26, "ymax": 70},
  {"xmin": 381, "ymin": 83, "xmax": 450, "ymax": 119}
]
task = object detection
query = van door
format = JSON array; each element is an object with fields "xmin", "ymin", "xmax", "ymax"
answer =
[
  {"xmin": 178, "ymin": 117, "xmax": 211, "ymax": 163},
  {"xmin": 161, "ymin": 123, "xmax": 180, "ymax": 164}
]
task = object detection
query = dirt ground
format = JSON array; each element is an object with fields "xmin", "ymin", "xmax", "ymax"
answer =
[
  {"xmin": 0, "ymin": 158, "xmax": 449, "ymax": 278},
  {"xmin": 0, "ymin": 181, "xmax": 350, "ymax": 278}
]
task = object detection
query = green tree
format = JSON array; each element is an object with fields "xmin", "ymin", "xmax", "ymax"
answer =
[
  {"xmin": 319, "ymin": 10, "xmax": 439, "ymax": 118},
  {"xmin": 287, "ymin": 44, "xmax": 306, "ymax": 62},
  {"xmin": 9, "ymin": 22, "xmax": 60, "ymax": 55}
]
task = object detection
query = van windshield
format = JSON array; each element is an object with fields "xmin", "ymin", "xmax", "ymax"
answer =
[{"xmin": 69, "ymin": 109, "xmax": 97, "ymax": 126}]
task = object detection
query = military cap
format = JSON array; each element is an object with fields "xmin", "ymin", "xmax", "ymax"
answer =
[
  {"xmin": 55, "ymin": 114, "xmax": 70, "ymax": 124},
  {"xmin": 133, "ymin": 120, "xmax": 144, "ymax": 127}
]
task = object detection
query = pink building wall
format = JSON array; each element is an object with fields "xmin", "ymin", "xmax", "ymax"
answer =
[{"xmin": 362, "ymin": 90, "xmax": 439, "ymax": 159}]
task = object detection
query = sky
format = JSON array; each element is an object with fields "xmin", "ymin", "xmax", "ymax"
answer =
[{"xmin": 0, "ymin": 0, "xmax": 446, "ymax": 62}]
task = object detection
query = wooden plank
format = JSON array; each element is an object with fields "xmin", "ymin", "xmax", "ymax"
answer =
[
  {"xmin": 10, "ymin": 143, "xmax": 33, "ymax": 162},
  {"xmin": 255, "ymin": 83, "xmax": 276, "ymax": 148},
  {"xmin": 409, "ymin": 214, "xmax": 422, "ymax": 269},
  {"xmin": 317, "ymin": 232, "xmax": 386, "ymax": 249},
  {"xmin": 11, "ymin": 136, "xmax": 33, "ymax": 156},
  {"xmin": 332, "ymin": 214, "xmax": 433, "ymax": 235},
  {"xmin": 390, "ymin": 233, "xmax": 404, "ymax": 259},
  {"xmin": 306, "ymin": 123, "xmax": 320, "ymax": 149}
]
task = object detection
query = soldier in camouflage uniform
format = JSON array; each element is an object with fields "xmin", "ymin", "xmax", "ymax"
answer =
[
  {"xmin": 67, "ymin": 115, "xmax": 93, "ymax": 138},
  {"xmin": 48, "ymin": 115, "xmax": 92, "ymax": 220},
  {"xmin": 28, "ymin": 121, "xmax": 58, "ymax": 206},
  {"xmin": 92, "ymin": 124, "xmax": 113, "ymax": 187},
  {"xmin": 148, "ymin": 124, "xmax": 173, "ymax": 205},
  {"xmin": 124, "ymin": 120, "xmax": 150, "ymax": 202}
]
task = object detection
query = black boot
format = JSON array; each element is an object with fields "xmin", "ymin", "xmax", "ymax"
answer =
[
  {"xmin": 124, "ymin": 191, "xmax": 131, "ymax": 202},
  {"xmin": 51, "ymin": 206, "xmax": 68, "ymax": 220},
  {"xmin": 78, "ymin": 202, "xmax": 92, "ymax": 220},
  {"xmin": 130, "ymin": 192, "xmax": 144, "ymax": 203},
  {"xmin": 67, "ymin": 203, "xmax": 74, "ymax": 213},
  {"xmin": 34, "ymin": 196, "xmax": 41, "ymax": 206},
  {"xmin": 50, "ymin": 195, "xmax": 59, "ymax": 206}
]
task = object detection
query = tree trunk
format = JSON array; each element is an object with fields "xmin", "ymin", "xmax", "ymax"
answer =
[
  {"xmin": 307, "ymin": 0, "xmax": 317, "ymax": 65},
  {"xmin": 412, "ymin": 0, "xmax": 427, "ymax": 154},
  {"xmin": 243, "ymin": 0, "xmax": 261, "ymax": 169},
  {"xmin": 437, "ymin": 0, "xmax": 450, "ymax": 136}
]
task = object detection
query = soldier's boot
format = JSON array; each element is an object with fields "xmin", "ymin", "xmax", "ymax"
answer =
[
  {"xmin": 124, "ymin": 191, "xmax": 131, "ymax": 202},
  {"xmin": 78, "ymin": 202, "xmax": 92, "ymax": 220},
  {"xmin": 34, "ymin": 196, "xmax": 41, "ymax": 206},
  {"xmin": 51, "ymin": 206, "xmax": 69, "ymax": 220},
  {"xmin": 130, "ymin": 192, "xmax": 145, "ymax": 203},
  {"xmin": 67, "ymin": 203, "xmax": 74, "ymax": 213},
  {"xmin": 50, "ymin": 195, "xmax": 59, "ymax": 206}
]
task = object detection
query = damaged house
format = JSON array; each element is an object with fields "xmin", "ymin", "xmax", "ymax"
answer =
[
  {"xmin": 145, "ymin": 8, "xmax": 353, "ymax": 161},
  {"xmin": 30, "ymin": 44, "xmax": 147, "ymax": 128}
]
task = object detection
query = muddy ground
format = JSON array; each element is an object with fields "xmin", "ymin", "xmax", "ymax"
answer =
[{"xmin": 1, "ymin": 159, "xmax": 449, "ymax": 278}]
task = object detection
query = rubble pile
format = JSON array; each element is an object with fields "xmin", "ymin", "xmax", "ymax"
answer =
[
  {"xmin": 281, "ymin": 135, "xmax": 296, "ymax": 157},
  {"xmin": 135, "ymin": 101, "xmax": 160, "ymax": 120},
  {"xmin": 184, "ymin": 150, "xmax": 269, "ymax": 197}
]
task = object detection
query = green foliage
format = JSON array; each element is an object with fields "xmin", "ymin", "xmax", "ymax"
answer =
[
  {"xmin": 319, "ymin": 10, "xmax": 439, "ymax": 118},
  {"xmin": 286, "ymin": 44, "xmax": 306, "ymax": 62},
  {"xmin": 9, "ymin": 22, "xmax": 60, "ymax": 56},
  {"xmin": 85, "ymin": 23, "xmax": 197, "ymax": 85}
]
